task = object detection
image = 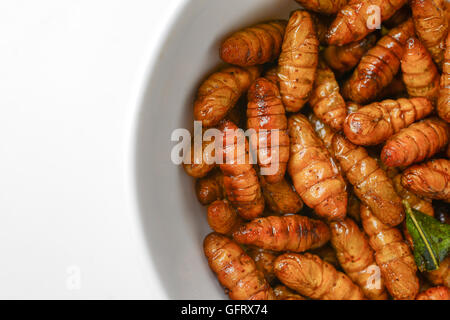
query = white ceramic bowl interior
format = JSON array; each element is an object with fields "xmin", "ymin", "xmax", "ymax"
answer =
[{"xmin": 134, "ymin": 0, "xmax": 299, "ymax": 299}]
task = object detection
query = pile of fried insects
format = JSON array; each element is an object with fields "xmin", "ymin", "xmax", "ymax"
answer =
[{"xmin": 182, "ymin": 0, "xmax": 450, "ymax": 300}]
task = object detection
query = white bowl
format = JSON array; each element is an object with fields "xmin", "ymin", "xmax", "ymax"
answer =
[{"xmin": 133, "ymin": 0, "xmax": 299, "ymax": 299}]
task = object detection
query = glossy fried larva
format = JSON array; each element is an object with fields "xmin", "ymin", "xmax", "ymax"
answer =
[
  {"xmin": 416, "ymin": 286, "xmax": 450, "ymax": 300},
  {"xmin": 288, "ymin": 114, "xmax": 348, "ymax": 221},
  {"xmin": 375, "ymin": 74, "xmax": 407, "ymax": 101},
  {"xmin": 273, "ymin": 285, "xmax": 306, "ymax": 300},
  {"xmin": 330, "ymin": 218, "xmax": 388, "ymax": 300},
  {"xmin": 295, "ymin": 0, "xmax": 348, "ymax": 15},
  {"xmin": 342, "ymin": 19, "xmax": 415, "ymax": 104},
  {"xmin": 194, "ymin": 66, "xmax": 261, "ymax": 127},
  {"xmin": 383, "ymin": 4, "xmax": 411, "ymax": 29},
  {"xmin": 260, "ymin": 176, "xmax": 303, "ymax": 215},
  {"xmin": 323, "ymin": 33, "xmax": 378, "ymax": 75},
  {"xmin": 310, "ymin": 245, "xmax": 339, "ymax": 269},
  {"xmin": 309, "ymin": 59, "xmax": 347, "ymax": 131},
  {"xmin": 195, "ymin": 169, "xmax": 225, "ymax": 205},
  {"xmin": 207, "ymin": 200, "xmax": 243, "ymax": 235},
  {"xmin": 438, "ymin": 32, "xmax": 450, "ymax": 123},
  {"xmin": 412, "ymin": 0, "xmax": 448, "ymax": 68},
  {"xmin": 183, "ymin": 138, "xmax": 216, "ymax": 178},
  {"xmin": 360, "ymin": 205, "xmax": 419, "ymax": 300},
  {"xmin": 220, "ymin": 20, "xmax": 287, "ymax": 67},
  {"xmin": 247, "ymin": 78, "xmax": 290, "ymax": 184},
  {"xmin": 246, "ymin": 248, "xmax": 278, "ymax": 284},
  {"xmin": 381, "ymin": 118, "xmax": 450, "ymax": 167},
  {"xmin": 332, "ymin": 134, "xmax": 404, "ymax": 227},
  {"xmin": 308, "ymin": 113, "xmax": 337, "ymax": 153},
  {"xmin": 203, "ymin": 233, "xmax": 275, "ymax": 300},
  {"xmin": 326, "ymin": 0, "xmax": 408, "ymax": 46},
  {"xmin": 278, "ymin": 11, "xmax": 319, "ymax": 112},
  {"xmin": 346, "ymin": 102, "xmax": 361, "ymax": 115},
  {"xmin": 343, "ymin": 98, "xmax": 434, "ymax": 146},
  {"xmin": 401, "ymin": 159, "xmax": 450, "ymax": 201},
  {"xmin": 264, "ymin": 65, "xmax": 279, "ymax": 85},
  {"xmin": 274, "ymin": 253, "xmax": 366, "ymax": 300},
  {"xmin": 232, "ymin": 215, "xmax": 330, "ymax": 252},
  {"xmin": 401, "ymin": 37, "xmax": 440, "ymax": 105},
  {"xmin": 425, "ymin": 256, "xmax": 450, "ymax": 287},
  {"xmin": 392, "ymin": 174, "xmax": 434, "ymax": 217},
  {"xmin": 218, "ymin": 120, "xmax": 265, "ymax": 219}
]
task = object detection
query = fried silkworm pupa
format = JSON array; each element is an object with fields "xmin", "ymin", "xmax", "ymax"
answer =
[
  {"xmin": 381, "ymin": 118, "xmax": 450, "ymax": 167},
  {"xmin": 274, "ymin": 253, "xmax": 366, "ymax": 300},
  {"xmin": 218, "ymin": 120, "xmax": 265, "ymax": 219},
  {"xmin": 412, "ymin": 0, "xmax": 448, "ymax": 68},
  {"xmin": 273, "ymin": 285, "xmax": 306, "ymax": 300},
  {"xmin": 295, "ymin": 0, "xmax": 348, "ymax": 15},
  {"xmin": 247, "ymin": 78, "xmax": 290, "ymax": 184},
  {"xmin": 342, "ymin": 19, "xmax": 415, "ymax": 104},
  {"xmin": 401, "ymin": 37, "xmax": 440, "ymax": 105},
  {"xmin": 203, "ymin": 233, "xmax": 275, "ymax": 300},
  {"xmin": 194, "ymin": 66, "xmax": 261, "ymax": 127},
  {"xmin": 220, "ymin": 20, "xmax": 287, "ymax": 67},
  {"xmin": 401, "ymin": 159, "xmax": 450, "ymax": 201},
  {"xmin": 246, "ymin": 248, "xmax": 278, "ymax": 284},
  {"xmin": 360, "ymin": 205, "xmax": 419, "ymax": 300},
  {"xmin": 288, "ymin": 114, "xmax": 348, "ymax": 222},
  {"xmin": 232, "ymin": 215, "xmax": 330, "ymax": 252},
  {"xmin": 322, "ymin": 33, "xmax": 378, "ymax": 75},
  {"xmin": 195, "ymin": 169, "xmax": 225, "ymax": 205},
  {"xmin": 183, "ymin": 137, "xmax": 216, "ymax": 178},
  {"xmin": 425, "ymin": 256, "xmax": 450, "ymax": 288},
  {"xmin": 326, "ymin": 0, "xmax": 408, "ymax": 46},
  {"xmin": 343, "ymin": 98, "xmax": 434, "ymax": 146},
  {"xmin": 330, "ymin": 218, "xmax": 388, "ymax": 300},
  {"xmin": 278, "ymin": 10, "xmax": 319, "ymax": 112},
  {"xmin": 416, "ymin": 286, "xmax": 450, "ymax": 300},
  {"xmin": 207, "ymin": 200, "xmax": 243, "ymax": 235},
  {"xmin": 309, "ymin": 59, "xmax": 347, "ymax": 131},
  {"xmin": 309, "ymin": 245, "xmax": 339, "ymax": 269},
  {"xmin": 438, "ymin": 32, "xmax": 450, "ymax": 123},
  {"xmin": 260, "ymin": 176, "xmax": 303, "ymax": 215},
  {"xmin": 332, "ymin": 134, "xmax": 404, "ymax": 227}
]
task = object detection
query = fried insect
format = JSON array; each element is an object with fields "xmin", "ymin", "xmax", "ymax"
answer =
[
  {"xmin": 401, "ymin": 159, "xmax": 450, "ymax": 201},
  {"xmin": 232, "ymin": 215, "xmax": 330, "ymax": 252},
  {"xmin": 273, "ymin": 285, "xmax": 306, "ymax": 300},
  {"xmin": 218, "ymin": 120, "xmax": 265, "ymax": 219},
  {"xmin": 330, "ymin": 218, "xmax": 388, "ymax": 300},
  {"xmin": 260, "ymin": 176, "xmax": 303, "ymax": 214},
  {"xmin": 278, "ymin": 11, "xmax": 319, "ymax": 112},
  {"xmin": 203, "ymin": 233, "xmax": 275, "ymax": 300},
  {"xmin": 342, "ymin": 19, "xmax": 415, "ymax": 104},
  {"xmin": 309, "ymin": 59, "xmax": 347, "ymax": 131},
  {"xmin": 309, "ymin": 245, "xmax": 339, "ymax": 269},
  {"xmin": 438, "ymin": 32, "xmax": 450, "ymax": 122},
  {"xmin": 220, "ymin": 20, "xmax": 287, "ymax": 67},
  {"xmin": 332, "ymin": 134, "xmax": 404, "ymax": 227},
  {"xmin": 183, "ymin": 138, "xmax": 216, "ymax": 178},
  {"xmin": 375, "ymin": 74, "xmax": 407, "ymax": 100},
  {"xmin": 401, "ymin": 37, "xmax": 440, "ymax": 104},
  {"xmin": 360, "ymin": 205, "xmax": 419, "ymax": 300},
  {"xmin": 274, "ymin": 253, "xmax": 366, "ymax": 300},
  {"xmin": 247, "ymin": 78, "xmax": 290, "ymax": 184},
  {"xmin": 295, "ymin": 0, "xmax": 348, "ymax": 15},
  {"xmin": 194, "ymin": 66, "xmax": 261, "ymax": 127},
  {"xmin": 207, "ymin": 200, "xmax": 243, "ymax": 235},
  {"xmin": 425, "ymin": 256, "xmax": 450, "ymax": 287},
  {"xmin": 343, "ymin": 98, "xmax": 434, "ymax": 146},
  {"xmin": 416, "ymin": 286, "xmax": 450, "ymax": 300},
  {"xmin": 308, "ymin": 113, "xmax": 337, "ymax": 153},
  {"xmin": 195, "ymin": 169, "xmax": 225, "ymax": 205},
  {"xmin": 326, "ymin": 0, "xmax": 408, "ymax": 46},
  {"xmin": 392, "ymin": 174, "xmax": 434, "ymax": 217},
  {"xmin": 381, "ymin": 118, "xmax": 450, "ymax": 167},
  {"xmin": 246, "ymin": 248, "xmax": 278, "ymax": 283},
  {"xmin": 288, "ymin": 114, "xmax": 348, "ymax": 221},
  {"xmin": 411, "ymin": 0, "xmax": 448, "ymax": 68},
  {"xmin": 322, "ymin": 33, "xmax": 378, "ymax": 75},
  {"xmin": 347, "ymin": 191, "xmax": 361, "ymax": 223}
]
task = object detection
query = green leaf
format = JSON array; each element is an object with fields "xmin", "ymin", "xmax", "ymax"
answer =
[{"xmin": 404, "ymin": 201, "xmax": 450, "ymax": 272}]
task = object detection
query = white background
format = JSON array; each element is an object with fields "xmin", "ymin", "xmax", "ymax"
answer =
[{"xmin": 0, "ymin": 0, "xmax": 179, "ymax": 299}]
